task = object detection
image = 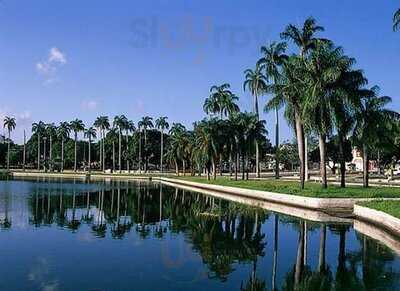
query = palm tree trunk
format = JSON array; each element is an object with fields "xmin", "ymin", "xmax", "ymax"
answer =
[
  {"xmin": 318, "ymin": 225, "xmax": 326, "ymax": 273},
  {"xmin": 144, "ymin": 129, "xmax": 148, "ymax": 173},
  {"xmin": 338, "ymin": 133, "xmax": 346, "ymax": 188},
  {"xmin": 275, "ymin": 108, "xmax": 280, "ymax": 179},
  {"xmin": 255, "ymin": 140, "xmax": 260, "ymax": 178},
  {"xmin": 37, "ymin": 134, "xmax": 40, "ymax": 171},
  {"xmin": 363, "ymin": 144, "xmax": 369, "ymax": 187},
  {"xmin": 112, "ymin": 141, "xmax": 115, "ymax": 172},
  {"xmin": 102, "ymin": 130, "xmax": 106, "ymax": 172},
  {"xmin": 212, "ymin": 157, "xmax": 217, "ymax": 180},
  {"xmin": 319, "ymin": 134, "xmax": 327, "ymax": 188},
  {"xmin": 182, "ymin": 160, "xmax": 186, "ymax": 176},
  {"xmin": 272, "ymin": 214, "xmax": 279, "ymax": 291},
  {"xmin": 160, "ymin": 129, "xmax": 164, "ymax": 173},
  {"xmin": 235, "ymin": 150, "xmax": 239, "ymax": 181},
  {"xmin": 99, "ymin": 132, "xmax": 102, "ymax": 171},
  {"xmin": 23, "ymin": 130, "xmax": 26, "ymax": 171},
  {"xmin": 295, "ymin": 111, "xmax": 306, "ymax": 189},
  {"xmin": 6, "ymin": 131, "xmax": 10, "ymax": 170},
  {"xmin": 241, "ymin": 153, "xmax": 245, "ymax": 180},
  {"xmin": 50, "ymin": 136, "xmax": 52, "ymax": 164},
  {"xmin": 305, "ymin": 135, "xmax": 309, "ymax": 181},
  {"xmin": 88, "ymin": 138, "xmax": 91, "ymax": 172},
  {"xmin": 294, "ymin": 221, "xmax": 305, "ymax": 288},
  {"xmin": 175, "ymin": 160, "xmax": 179, "ymax": 176},
  {"xmin": 61, "ymin": 138, "xmax": 64, "ymax": 172},
  {"xmin": 74, "ymin": 133, "xmax": 77, "ymax": 172},
  {"xmin": 126, "ymin": 132, "xmax": 129, "ymax": 172},
  {"xmin": 138, "ymin": 131, "xmax": 142, "ymax": 173},
  {"xmin": 118, "ymin": 129, "xmax": 122, "ymax": 173}
]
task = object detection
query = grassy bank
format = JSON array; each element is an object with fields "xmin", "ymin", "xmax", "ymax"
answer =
[
  {"xmin": 176, "ymin": 176, "xmax": 400, "ymax": 198},
  {"xmin": 358, "ymin": 200, "xmax": 400, "ymax": 219}
]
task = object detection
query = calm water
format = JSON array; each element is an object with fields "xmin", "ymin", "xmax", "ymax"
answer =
[{"xmin": 0, "ymin": 178, "xmax": 400, "ymax": 291}]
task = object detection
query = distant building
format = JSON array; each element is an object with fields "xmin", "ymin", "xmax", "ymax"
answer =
[{"xmin": 348, "ymin": 148, "xmax": 377, "ymax": 172}]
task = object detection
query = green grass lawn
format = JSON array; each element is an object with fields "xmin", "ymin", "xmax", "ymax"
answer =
[
  {"xmin": 175, "ymin": 176, "xmax": 400, "ymax": 198},
  {"xmin": 358, "ymin": 200, "xmax": 400, "ymax": 219}
]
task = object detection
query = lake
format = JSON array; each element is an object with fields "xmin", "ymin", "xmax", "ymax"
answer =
[{"xmin": 0, "ymin": 177, "xmax": 399, "ymax": 291}]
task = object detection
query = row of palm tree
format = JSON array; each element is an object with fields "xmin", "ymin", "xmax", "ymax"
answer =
[{"xmin": 27, "ymin": 115, "xmax": 171, "ymax": 174}]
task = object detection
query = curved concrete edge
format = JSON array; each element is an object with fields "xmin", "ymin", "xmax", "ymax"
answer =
[
  {"xmin": 159, "ymin": 177, "xmax": 397, "ymax": 214},
  {"xmin": 161, "ymin": 180, "xmax": 352, "ymax": 224},
  {"xmin": 354, "ymin": 204, "xmax": 400, "ymax": 237},
  {"xmin": 354, "ymin": 219, "xmax": 400, "ymax": 255}
]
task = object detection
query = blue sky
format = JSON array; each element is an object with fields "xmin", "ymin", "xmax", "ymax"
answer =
[{"xmin": 0, "ymin": 0, "xmax": 399, "ymax": 143}]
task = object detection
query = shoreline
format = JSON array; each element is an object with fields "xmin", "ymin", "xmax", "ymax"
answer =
[{"xmin": 8, "ymin": 171, "xmax": 400, "ymax": 238}]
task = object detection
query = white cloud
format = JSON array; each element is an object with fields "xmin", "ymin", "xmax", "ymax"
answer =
[
  {"xmin": 36, "ymin": 47, "xmax": 67, "ymax": 84},
  {"xmin": 48, "ymin": 47, "xmax": 66, "ymax": 64},
  {"xmin": 81, "ymin": 99, "xmax": 98, "ymax": 111}
]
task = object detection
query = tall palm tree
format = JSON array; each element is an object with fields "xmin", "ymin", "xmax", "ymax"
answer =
[
  {"xmin": 258, "ymin": 41, "xmax": 288, "ymax": 179},
  {"xmin": 84, "ymin": 127, "xmax": 97, "ymax": 172},
  {"xmin": 265, "ymin": 56, "xmax": 307, "ymax": 189},
  {"xmin": 32, "ymin": 121, "xmax": 45, "ymax": 171},
  {"xmin": 3, "ymin": 116, "xmax": 16, "ymax": 170},
  {"xmin": 138, "ymin": 116, "xmax": 153, "ymax": 172},
  {"xmin": 57, "ymin": 122, "xmax": 70, "ymax": 172},
  {"xmin": 281, "ymin": 17, "xmax": 330, "ymax": 183},
  {"xmin": 70, "ymin": 119, "xmax": 85, "ymax": 172},
  {"xmin": 94, "ymin": 116, "xmax": 110, "ymax": 172},
  {"xmin": 353, "ymin": 86, "xmax": 400, "ymax": 187},
  {"xmin": 394, "ymin": 9, "xmax": 400, "ymax": 31},
  {"xmin": 303, "ymin": 43, "xmax": 355, "ymax": 188},
  {"xmin": 46, "ymin": 123, "xmax": 57, "ymax": 170},
  {"xmin": 155, "ymin": 116, "xmax": 169, "ymax": 173},
  {"xmin": 244, "ymin": 65, "xmax": 268, "ymax": 178},
  {"xmin": 113, "ymin": 115, "xmax": 128, "ymax": 173}
]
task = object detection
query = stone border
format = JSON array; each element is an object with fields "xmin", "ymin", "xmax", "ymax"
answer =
[
  {"xmin": 159, "ymin": 177, "xmax": 400, "ymax": 214},
  {"xmin": 354, "ymin": 204, "xmax": 400, "ymax": 237},
  {"xmin": 161, "ymin": 179, "xmax": 352, "ymax": 224}
]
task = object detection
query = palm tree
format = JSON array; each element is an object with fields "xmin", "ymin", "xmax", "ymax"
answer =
[
  {"xmin": 94, "ymin": 116, "xmax": 110, "ymax": 172},
  {"xmin": 57, "ymin": 122, "xmax": 70, "ymax": 172},
  {"xmin": 32, "ymin": 121, "xmax": 45, "ymax": 171},
  {"xmin": 394, "ymin": 9, "xmax": 400, "ymax": 31},
  {"xmin": 265, "ymin": 56, "xmax": 307, "ymax": 189},
  {"xmin": 70, "ymin": 119, "xmax": 85, "ymax": 172},
  {"xmin": 353, "ymin": 86, "xmax": 400, "ymax": 187},
  {"xmin": 3, "ymin": 116, "xmax": 16, "ymax": 170},
  {"xmin": 113, "ymin": 115, "xmax": 128, "ymax": 173},
  {"xmin": 138, "ymin": 116, "xmax": 153, "ymax": 172},
  {"xmin": 193, "ymin": 120, "xmax": 218, "ymax": 180},
  {"xmin": 46, "ymin": 123, "xmax": 57, "ymax": 170},
  {"xmin": 281, "ymin": 17, "xmax": 330, "ymax": 183},
  {"xmin": 204, "ymin": 83, "xmax": 239, "ymax": 119},
  {"xmin": 84, "ymin": 127, "xmax": 97, "ymax": 172},
  {"xmin": 155, "ymin": 116, "xmax": 169, "ymax": 173},
  {"xmin": 244, "ymin": 65, "xmax": 268, "ymax": 178},
  {"xmin": 303, "ymin": 43, "xmax": 355, "ymax": 188},
  {"xmin": 258, "ymin": 41, "xmax": 288, "ymax": 179}
]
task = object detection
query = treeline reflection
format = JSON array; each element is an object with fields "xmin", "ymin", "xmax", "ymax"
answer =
[{"xmin": 1, "ymin": 179, "xmax": 400, "ymax": 290}]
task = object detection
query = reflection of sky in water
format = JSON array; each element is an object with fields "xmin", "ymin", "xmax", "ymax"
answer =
[{"xmin": 0, "ymin": 178, "xmax": 400, "ymax": 291}]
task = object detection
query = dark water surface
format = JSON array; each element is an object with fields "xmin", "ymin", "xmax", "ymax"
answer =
[{"xmin": 0, "ymin": 178, "xmax": 400, "ymax": 291}]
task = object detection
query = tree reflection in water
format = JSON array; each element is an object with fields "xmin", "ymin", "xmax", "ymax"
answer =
[{"xmin": 18, "ymin": 179, "xmax": 400, "ymax": 290}]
